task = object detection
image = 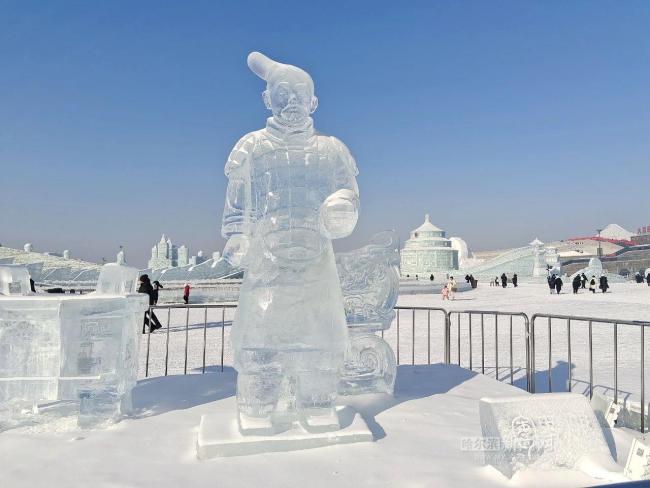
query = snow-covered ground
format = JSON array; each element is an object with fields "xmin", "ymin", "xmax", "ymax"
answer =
[
  {"xmin": 3, "ymin": 282, "xmax": 650, "ymax": 488},
  {"xmin": 141, "ymin": 282, "xmax": 650, "ymax": 403},
  {"xmin": 1, "ymin": 364, "xmax": 635, "ymax": 488}
]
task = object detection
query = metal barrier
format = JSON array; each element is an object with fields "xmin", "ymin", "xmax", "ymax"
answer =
[
  {"xmin": 447, "ymin": 310, "xmax": 531, "ymax": 392},
  {"xmin": 530, "ymin": 313, "xmax": 650, "ymax": 432},
  {"xmin": 390, "ymin": 307, "xmax": 449, "ymax": 365},
  {"xmin": 144, "ymin": 304, "xmax": 237, "ymax": 378},
  {"xmin": 141, "ymin": 305, "xmax": 650, "ymax": 432}
]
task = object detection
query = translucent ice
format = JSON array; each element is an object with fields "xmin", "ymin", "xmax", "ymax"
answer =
[
  {"xmin": 95, "ymin": 262, "xmax": 138, "ymax": 295},
  {"xmin": 479, "ymin": 393, "xmax": 619, "ymax": 479},
  {"xmin": 336, "ymin": 231, "xmax": 399, "ymax": 395},
  {"xmin": 0, "ymin": 265, "xmax": 32, "ymax": 296},
  {"xmin": 222, "ymin": 52, "xmax": 359, "ymax": 435},
  {"xmin": 0, "ymin": 264, "xmax": 147, "ymax": 430}
]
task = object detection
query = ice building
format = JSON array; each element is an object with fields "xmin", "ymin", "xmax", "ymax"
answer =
[
  {"xmin": 400, "ymin": 215, "xmax": 459, "ymax": 277},
  {"xmin": 0, "ymin": 263, "xmax": 148, "ymax": 430},
  {"xmin": 148, "ymin": 235, "xmax": 207, "ymax": 270},
  {"xmin": 0, "ymin": 243, "xmax": 102, "ymax": 287}
]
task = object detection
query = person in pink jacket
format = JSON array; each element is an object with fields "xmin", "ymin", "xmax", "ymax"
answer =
[
  {"xmin": 442, "ymin": 285, "xmax": 450, "ymax": 301},
  {"xmin": 183, "ymin": 283, "xmax": 190, "ymax": 304}
]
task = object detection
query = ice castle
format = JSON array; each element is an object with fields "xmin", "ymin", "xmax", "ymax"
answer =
[{"xmin": 400, "ymin": 215, "xmax": 459, "ymax": 277}]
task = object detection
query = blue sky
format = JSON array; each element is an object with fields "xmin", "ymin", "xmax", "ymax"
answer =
[{"xmin": 1, "ymin": 1, "xmax": 649, "ymax": 267}]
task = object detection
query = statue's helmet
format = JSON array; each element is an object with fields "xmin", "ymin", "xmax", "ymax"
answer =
[{"xmin": 247, "ymin": 51, "xmax": 314, "ymax": 91}]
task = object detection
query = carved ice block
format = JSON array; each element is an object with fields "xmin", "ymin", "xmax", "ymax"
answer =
[
  {"xmin": 0, "ymin": 265, "xmax": 32, "ymax": 296},
  {"xmin": 336, "ymin": 231, "xmax": 399, "ymax": 395},
  {"xmin": 479, "ymin": 393, "xmax": 620, "ymax": 479},
  {"xmin": 0, "ymin": 264, "xmax": 147, "ymax": 430}
]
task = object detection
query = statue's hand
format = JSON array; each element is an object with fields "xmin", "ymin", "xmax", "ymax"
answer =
[
  {"xmin": 320, "ymin": 189, "xmax": 358, "ymax": 240},
  {"xmin": 223, "ymin": 234, "xmax": 250, "ymax": 268}
]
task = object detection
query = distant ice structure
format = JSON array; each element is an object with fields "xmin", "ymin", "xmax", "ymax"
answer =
[
  {"xmin": 336, "ymin": 231, "xmax": 399, "ymax": 395},
  {"xmin": 221, "ymin": 51, "xmax": 359, "ymax": 435},
  {"xmin": 479, "ymin": 393, "xmax": 625, "ymax": 481},
  {"xmin": 0, "ymin": 263, "xmax": 148, "ymax": 431},
  {"xmin": 570, "ymin": 257, "xmax": 604, "ymax": 281},
  {"xmin": 0, "ymin": 265, "xmax": 32, "ymax": 296}
]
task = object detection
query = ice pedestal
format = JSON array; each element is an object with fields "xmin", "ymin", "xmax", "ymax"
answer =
[
  {"xmin": 0, "ymin": 264, "xmax": 148, "ymax": 430},
  {"xmin": 479, "ymin": 393, "xmax": 625, "ymax": 480},
  {"xmin": 197, "ymin": 406, "xmax": 373, "ymax": 459}
]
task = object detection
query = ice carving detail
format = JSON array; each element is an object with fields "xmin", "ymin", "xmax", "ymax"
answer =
[{"xmin": 336, "ymin": 231, "xmax": 399, "ymax": 395}]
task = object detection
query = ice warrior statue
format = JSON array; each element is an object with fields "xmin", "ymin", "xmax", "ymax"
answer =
[{"xmin": 221, "ymin": 52, "xmax": 359, "ymax": 434}]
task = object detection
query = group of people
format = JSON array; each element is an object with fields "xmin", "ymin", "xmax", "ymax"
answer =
[
  {"xmin": 490, "ymin": 273, "xmax": 518, "ymax": 288},
  {"xmin": 137, "ymin": 275, "xmax": 192, "ymax": 333},
  {"xmin": 634, "ymin": 271, "xmax": 650, "ymax": 286},
  {"xmin": 569, "ymin": 273, "xmax": 609, "ymax": 294}
]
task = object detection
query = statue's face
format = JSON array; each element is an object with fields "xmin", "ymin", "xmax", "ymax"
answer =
[{"xmin": 264, "ymin": 68, "xmax": 317, "ymax": 126}]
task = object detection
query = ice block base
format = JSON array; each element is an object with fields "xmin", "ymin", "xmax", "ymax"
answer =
[{"xmin": 196, "ymin": 405, "xmax": 373, "ymax": 459}]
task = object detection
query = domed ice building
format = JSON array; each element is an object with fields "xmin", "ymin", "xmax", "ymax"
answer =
[{"xmin": 400, "ymin": 215, "xmax": 459, "ymax": 277}]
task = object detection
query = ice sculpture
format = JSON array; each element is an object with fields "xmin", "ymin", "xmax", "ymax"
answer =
[
  {"xmin": 336, "ymin": 231, "xmax": 399, "ymax": 395},
  {"xmin": 0, "ymin": 264, "xmax": 147, "ymax": 430},
  {"xmin": 0, "ymin": 265, "xmax": 32, "ymax": 296},
  {"xmin": 221, "ymin": 51, "xmax": 359, "ymax": 435},
  {"xmin": 479, "ymin": 393, "xmax": 625, "ymax": 480}
]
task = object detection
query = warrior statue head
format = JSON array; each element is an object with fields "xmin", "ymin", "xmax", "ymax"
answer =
[{"xmin": 247, "ymin": 51, "xmax": 319, "ymax": 127}]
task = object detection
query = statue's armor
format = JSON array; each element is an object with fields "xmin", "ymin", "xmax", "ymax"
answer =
[{"xmin": 222, "ymin": 117, "xmax": 359, "ymax": 421}]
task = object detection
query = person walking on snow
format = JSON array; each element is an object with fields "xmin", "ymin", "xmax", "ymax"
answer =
[
  {"xmin": 572, "ymin": 274, "xmax": 581, "ymax": 294},
  {"xmin": 547, "ymin": 274, "xmax": 556, "ymax": 294},
  {"xmin": 589, "ymin": 276, "xmax": 597, "ymax": 293},
  {"xmin": 501, "ymin": 273, "xmax": 507, "ymax": 288},
  {"xmin": 152, "ymin": 280, "xmax": 163, "ymax": 305},
  {"xmin": 441, "ymin": 285, "xmax": 449, "ymax": 301},
  {"xmin": 183, "ymin": 283, "xmax": 191, "ymax": 304},
  {"xmin": 512, "ymin": 273, "xmax": 518, "ymax": 287},
  {"xmin": 599, "ymin": 275, "xmax": 609, "ymax": 293},
  {"xmin": 646, "ymin": 272, "xmax": 650, "ymax": 286},
  {"xmin": 554, "ymin": 276, "xmax": 563, "ymax": 294},
  {"xmin": 581, "ymin": 273, "xmax": 588, "ymax": 289},
  {"xmin": 139, "ymin": 274, "xmax": 162, "ymax": 333},
  {"xmin": 447, "ymin": 276, "xmax": 457, "ymax": 300}
]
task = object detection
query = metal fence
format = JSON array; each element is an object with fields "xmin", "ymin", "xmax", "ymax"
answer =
[
  {"xmin": 390, "ymin": 306, "xmax": 448, "ymax": 365},
  {"xmin": 141, "ymin": 304, "xmax": 650, "ymax": 431},
  {"xmin": 448, "ymin": 310, "xmax": 531, "ymax": 392},
  {"xmin": 144, "ymin": 303, "xmax": 237, "ymax": 377},
  {"xmin": 530, "ymin": 313, "xmax": 650, "ymax": 432}
]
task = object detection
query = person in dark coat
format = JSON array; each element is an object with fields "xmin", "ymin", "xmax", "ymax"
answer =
[
  {"xmin": 599, "ymin": 275, "xmax": 609, "ymax": 293},
  {"xmin": 647, "ymin": 273, "xmax": 650, "ymax": 286},
  {"xmin": 554, "ymin": 276, "xmax": 563, "ymax": 294},
  {"xmin": 572, "ymin": 274, "xmax": 581, "ymax": 294},
  {"xmin": 512, "ymin": 274, "xmax": 518, "ymax": 287},
  {"xmin": 589, "ymin": 276, "xmax": 597, "ymax": 293},
  {"xmin": 501, "ymin": 273, "xmax": 507, "ymax": 288},
  {"xmin": 430, "ymin": 274, "xmax": 435, "ymax": 282},
  {"xmin": 152, "ymin": 280, "xmax": 163, "ymax": 305},
  {"xmin": 139, "ymin": 274, "xmax": 162, "ymax": 333},
  {"xmin": 581, "ymin": 273, "xmax": 588, "ymax": 289},
  {"xmin": 547, "ymin": 274, "xmax": 556, "ymax": 294},
  {"xmin": 29, "ymin": 278, "xmax": 36, "ymax": 293}
]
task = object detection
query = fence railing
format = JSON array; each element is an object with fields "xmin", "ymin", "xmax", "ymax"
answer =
[
  {"xmin": 141, "ymin": 303, "xmax": 650, "ymax": 432},
  {"xmin": 144, "ymin": 303, "xmax": 237, "ymax": 378},
  {"xmin": 530, "ymin": 313, "xmax": 650, "ymax": 432},
  {"xmin": 391, "ymin": 306, "xmax": 448, "ymax": 365},
  {"xmin": 448, "ymin": 310, "xmax": 531, "ymax": 392}
]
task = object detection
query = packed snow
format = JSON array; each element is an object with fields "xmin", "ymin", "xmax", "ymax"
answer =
[{"xmin": 3, "ymin": 281, "xmax": 650, "ymax": 487}]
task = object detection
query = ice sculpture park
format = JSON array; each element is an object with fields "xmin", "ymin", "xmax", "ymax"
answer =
[{"xmin": 3, "ymin": 51, "xmax": 650, "ymax": 488}]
